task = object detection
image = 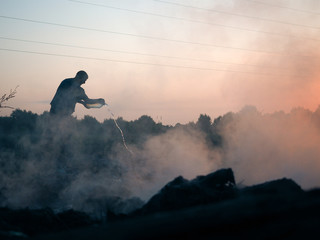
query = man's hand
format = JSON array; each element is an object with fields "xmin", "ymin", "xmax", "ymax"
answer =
[{"xmin": 98, "ymin": 98, "xmax": 106, "ymax": 105}]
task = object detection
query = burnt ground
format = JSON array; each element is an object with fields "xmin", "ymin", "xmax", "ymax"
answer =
[
  {"xmin": 34, "ymin": 190, "xmax": 320, "ymax": 240},
  {"xmin": 1, "ymin": 169, "xmax": 320, "ymax": 240}
]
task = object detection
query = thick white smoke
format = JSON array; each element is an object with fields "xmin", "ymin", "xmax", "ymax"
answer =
[
  {"xmin": 218, "ymin": 105, "xmax": 320, "ymax": 189},
  {"xmin": 113, "ymin": 126, "xmax": 222, "ymax": 200},
  {"xmin": 1, "ymin": 105, "xmax": 320, "ymax": 217}
]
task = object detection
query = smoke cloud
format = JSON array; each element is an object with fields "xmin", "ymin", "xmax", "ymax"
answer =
[
  {"xmin": 0, "ymin": 112, "xmax": 220, "ymax": 217},
  {"xmin": 1, "ymin": 105, "xmax": 320, "ymax": 217},
  {"xmin": 218, "ymin": 105, "xmax": 320, "ymax": 189},
  {"xmin": 114, "ymin": 126, "xmax": 222, "ymax": 200}
]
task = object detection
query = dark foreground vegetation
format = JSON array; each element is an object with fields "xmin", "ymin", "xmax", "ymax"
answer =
[{"xmin": 1, "ymin": 108, "xmax": 320, "ymax": 239}]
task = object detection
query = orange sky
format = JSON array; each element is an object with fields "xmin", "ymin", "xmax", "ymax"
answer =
[{"xmin": 1, "ymin": 0, "xmax": 320, "ymax": 125}]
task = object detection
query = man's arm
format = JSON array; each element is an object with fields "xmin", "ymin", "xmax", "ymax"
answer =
[{"xmin": 77, "ymin": 88, "xmax": 106, "ymax": 108}]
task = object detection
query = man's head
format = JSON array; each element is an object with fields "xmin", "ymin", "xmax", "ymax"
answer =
[{"xmin": 75, "ymin": 70, "xmax": 88, "ymax": 85}]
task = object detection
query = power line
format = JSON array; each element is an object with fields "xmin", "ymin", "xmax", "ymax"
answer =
[
  {"xmin": 0, "ymin": 15, "xmax": 309, "ymax": 57},
  {"xmin": 0, "ymin": 36, "xmax": 291, "ymax": 70},
  {"xmin": 0, "ymin": 47, "xmax": 305, "ymax": 78},
  {"xmin": 68, "ymin": 0, "xmax": 320, "ymax": 42},
  {"xmin": 154, "ymin": 0, "xmax": 320, "ymax": 31},
  {"xmin": 244, "ymin": 0, "xmax": 320, "ymax": 15}
]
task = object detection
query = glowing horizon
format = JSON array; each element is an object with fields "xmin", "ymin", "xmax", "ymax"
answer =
[{"xmin": 1, "ymin": 0, "xmax": 320, "ymax": 125}]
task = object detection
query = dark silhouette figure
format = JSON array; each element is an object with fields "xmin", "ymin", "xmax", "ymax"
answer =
[{"xmin": 50, "ymin": 71, "xmax": 105, "ymax": 116}]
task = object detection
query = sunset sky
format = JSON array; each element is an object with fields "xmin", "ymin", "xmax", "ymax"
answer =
[{"xmin": 1, "ymin": 0, "xmax": 320, "ymax": 125}]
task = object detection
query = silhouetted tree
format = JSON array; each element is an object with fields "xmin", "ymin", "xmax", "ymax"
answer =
[
  {"xmin": 196, "ymin": 114, "xmax": 212, "ymax": 133},
  {"xmin": 196, "ymin": 114, "xmax": 222, "ymax": 147},
  {"xmin": 0, "ymin": 86, "xmax": 18, "ymax": 111}
]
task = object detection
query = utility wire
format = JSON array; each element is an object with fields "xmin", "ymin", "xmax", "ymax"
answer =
[
  {"xmin": 0, "ymin": 47, "xmax": 306, "ymax": 78},
  {"xmin": 244, "ymin": 0, "xmax": 320, "ymax": 15},
  {"xmin": 0, "ymin": 36, "xmax": 291, "ymax": 70},
  {"xmin": 68, "ymin": 0, "xmax": 320, "ymax": 42},
  {"xmin": 0, "ymin": 15, "xmax": 309, "ymax": 57},
  {"xmin": 154, "ymin": 0, "xmax": 320, "ymax": 30}
]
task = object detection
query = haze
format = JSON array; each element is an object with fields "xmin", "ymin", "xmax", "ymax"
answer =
[{"xmin": 1, "ymin": 0, "xmax": 320, "ymax": 125}]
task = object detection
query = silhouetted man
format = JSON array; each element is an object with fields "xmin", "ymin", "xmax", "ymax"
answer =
[{"xmin": 50, "ymin": 71, "xmax": 105, "ymax": 116}]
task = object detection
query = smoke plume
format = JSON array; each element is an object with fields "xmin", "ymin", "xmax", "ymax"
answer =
[
  {"xmin": 1, "ymin": 105, "xmax": 320, "ymax": 217},
  {"xmin": 218, "ymin": 105, "xmax": 320, "ymax": 189}
]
